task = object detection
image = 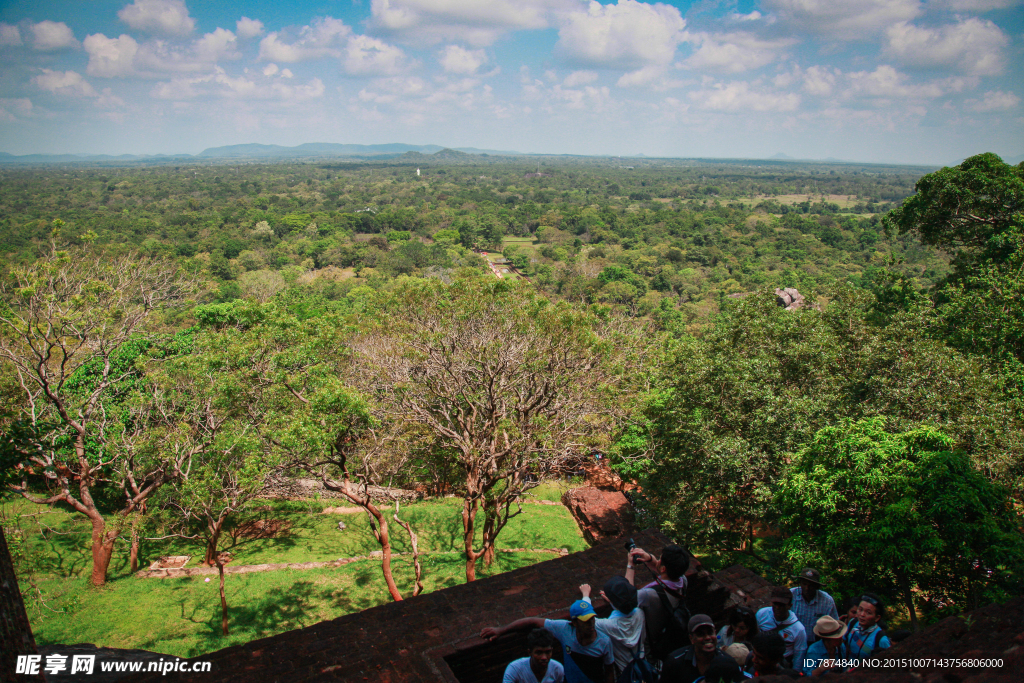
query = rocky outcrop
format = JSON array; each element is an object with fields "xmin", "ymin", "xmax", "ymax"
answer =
[
  {"xmin": 775, "ymin": 287, "xmax": 806, "ymax": 310},
  {"xmin": 561, "ymin": 487, "xmax": 634, "ymax": 544}
]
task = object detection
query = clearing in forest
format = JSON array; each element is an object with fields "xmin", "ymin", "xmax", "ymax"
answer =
[{"xmin": 3, "ymin": 481, "xmax": 584, "ymax": 658}]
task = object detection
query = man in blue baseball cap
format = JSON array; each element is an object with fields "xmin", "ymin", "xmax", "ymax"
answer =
[{"xmin": 482, "ymin": 599, "xmax": 615, "ymax": 683}]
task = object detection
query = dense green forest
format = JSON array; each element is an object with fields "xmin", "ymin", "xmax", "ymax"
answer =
[
  {"xmin": 1, "ymin": 152, "xmax": 1022, "ymax": 646},
  {"xmin": 0, "ymin": 154, "xmax": 945, "ymax": 324}
]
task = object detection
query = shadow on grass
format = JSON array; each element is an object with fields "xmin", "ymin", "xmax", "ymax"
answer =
[{"xmin": 184, "ymin": 580, "xmax": 322, "ymax": 657}]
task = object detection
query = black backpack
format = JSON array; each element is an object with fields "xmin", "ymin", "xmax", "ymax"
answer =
[{"xmin": 650, "ymin": 583, "xmax": 691, "ymax": 661}]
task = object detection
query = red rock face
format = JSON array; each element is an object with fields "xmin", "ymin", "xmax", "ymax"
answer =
[{"xmin": 561, "ymin": 487, "xmax": 634, "ymax": 544}]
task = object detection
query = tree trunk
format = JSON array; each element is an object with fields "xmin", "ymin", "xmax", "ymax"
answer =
[
  {"xmin": 898, "ymin": 571, "xmax": 919, "ymax": 632},
  {"xmin": 217, "ymin": 558, "xmax": 229, "ymax": 636},
  {"xmin": 204, "ymin": 518, "xmax": 225, "ymax": 567},
  {"xmin": 88, "ymin": 516, "xmax": 115, "ymax": 586},
  {"xmin": 462, "ymin": 498, "xmax": 480, "ymax": 582},
  {"xmin": 129, "ymin": 520, "xmax": 140, "ymax": 574},
  {"xmin": 394, "ymin": 503, "xmax": 423, "ymax": 598},
  {"xmin": 327, "ymin": 477, "xmax": 404, "ymax": 601},
  {"xmin": 369, "ymin": 507, "xmax": 403, "ymax": 602},
  {"xmin": 481, "ymin": 505, "xmax": 497, "ymax": 567}
]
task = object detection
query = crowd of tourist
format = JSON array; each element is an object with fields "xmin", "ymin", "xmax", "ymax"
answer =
[{"xmin": 481, "ymin": 544, "xmax": 898, "ymax": 683}]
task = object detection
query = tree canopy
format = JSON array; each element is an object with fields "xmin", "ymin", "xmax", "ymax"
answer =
[
  {"xmin": 775, "ymin": 418, "xmax": 1024, "ymax": 629},
  {"xmin": 353, "ymin": 274, "xmax": 650, "ymax": 580},
  {"xmin": 626, "ymin": 287, "xmax": 1023, "ymax": 552}
]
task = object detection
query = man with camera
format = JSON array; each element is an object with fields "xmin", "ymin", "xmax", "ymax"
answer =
[{"xmin": 624, "ymin": 540, "xmax": 693, "ymax": 661}]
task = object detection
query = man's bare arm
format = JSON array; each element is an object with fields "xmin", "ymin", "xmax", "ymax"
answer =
[{"xmin": 480, "ymin": 617, "xmax": 546, "ymax": 641}]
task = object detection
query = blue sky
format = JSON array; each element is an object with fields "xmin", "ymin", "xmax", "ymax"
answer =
[{"xmin": 0, "ymin": 0, "xmax": 1021, "ymax": 164}]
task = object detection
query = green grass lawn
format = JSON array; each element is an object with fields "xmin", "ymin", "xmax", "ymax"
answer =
[
  {"xmin": 3, "ymin": 486, "xmax": 586, "ymax": 657},
  {"xmin": 24, "ymin": 553, "xmax": 552, "ymax": 658}
]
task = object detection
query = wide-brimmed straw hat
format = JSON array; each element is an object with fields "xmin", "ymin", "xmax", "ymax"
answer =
[{"xmin": 813, "ymin": 615, "xmax": 848, "ymax": 639}]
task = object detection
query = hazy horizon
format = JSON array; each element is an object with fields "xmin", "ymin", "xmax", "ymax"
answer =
[{"xmin": 1, "ymin": 1, "xmax": 1021, "ymax": 165}]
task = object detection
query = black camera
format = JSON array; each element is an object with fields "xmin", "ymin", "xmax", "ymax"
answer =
[{"xmin": 624, "ymin": 538, "xmax": 636, "ymax": 552}]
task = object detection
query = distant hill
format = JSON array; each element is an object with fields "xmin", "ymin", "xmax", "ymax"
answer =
[
  {"xmin": 0, "ymin": 142, "xmax": 523, "ymax": 165},
  {"xmin": 0, "ymin": 152, "xmax": 191, "ymax": 164},
  {"xmin": 432, "ymin": 148, "xmax": 470, "ymax": 159},
  {"xmin": 770, "ymin": 152, "xmax": 794, "ymax": 160},
  {"xmin": 196, "ymin": 142, "xmax": 447, "ymax": 158},
  {"xmin": 196, "ymin": 142, "xmax": 519, "ymax": 159},
  {"xmin": 1005, "ymin": 152, "xmax": 1024, "ymax": 165}
]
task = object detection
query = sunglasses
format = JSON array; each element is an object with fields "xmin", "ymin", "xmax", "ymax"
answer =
[{"xmin": 860, "ymin": 595, "xmax": 879, "ymax": 606}]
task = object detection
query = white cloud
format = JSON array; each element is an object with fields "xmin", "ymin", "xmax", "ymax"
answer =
[
  {"xmin": 118, "ymin": 0, "xmax": 196, "ymax": 37},
  {"xmin": 885, "ymin": 19, "xmax": 1006, "ymax": 76},
  {"xmin": 192, "ymin": 28, "xmax": 238, "ymax": 63},
  {"xmin": 236, "ymin": 17, "xmax": 264, "ymax": 39},
  {"xmin": 33, "ymin": 69, "xmax": 98, "ymax": 97},
  {"xmin": 84, "ymin": 34, "xmax": 139, "ymax": 77},
  {"xmin": 151, "ymin": 77, "xmax": 202, "ymax": 100},
  {"xmin": 96, "ymin": 89, "xmax": 125, "ymax": 108},
  {"xmin": 616, "ymin": 65, "xmax": 675, "ymax": 87},
  {"xmin": 802, "ymin": 65, "xmax": 840, "ymax": 96},
  {"xmin": 84, "ymin": 28, "xmax": 239, "ymax": 78},
  {"xmin": 263, "ymin": 63, "xmax": 279, "ymax": 77},
  {"xmin": 0, "ymin": 23, "xmax": 23, "ymax": 47},
  {"xmin": 258, "ymin": 17, "xmax": 351, "ymax": 62},
  {"xmin": 155, "ymin": 68, "xmax": 325, "ymax": 101},
  {"xmin": 344, "ymin": 35, "xmax": 408, "ymax": 76},
  {"xmin": 763, "ymin": 0, "xmax": 921, "ymax": 38},
  {"xmin": 564, "ymin": 70, "xmax": 598, "ymax": 87},
  {"xmin": 370, "ymin": 0, "xmax": 579, "ymax": 46},
  {"xmin": 0, "ymin": 98, "xmax": 34, "ymax": 121},
  {"xmin": 439, "ymin": 45, "xmax": 486, "ymax": 74},
  {"xmin": 929, "ymin": 0, "xmax": 1020, "ymax": 9},
  {"xmin": 556, "ymin": 0, "xmax": 686, "ymax": 70},
  {"xmin": 358, "ymin": 76, "xmax": 429, "ymax": 104},
  {"xmin": 680, "ymin": 32, "xmax": 795, "ymax": 73},
  {"xmin": 689, "ymin": 79, "xmax": 800, "ymax": 112},
  {"xmin": 30, "ymin": 21, "xmax": 78, "ymax": 50},
  {"xmin": 845, "ymin": 64, "xmax": 970, "ymax": 100},
  {"xmin": 729, "ymin": 11, "xmax": 763, "ymax": 21},
  {"xmin": 966, "ymin": 90, "xmax": 1019, "ymax": 112},
  {"xmin": 549, "ymin": 84, "xmax": 612, "ymax": 110}
]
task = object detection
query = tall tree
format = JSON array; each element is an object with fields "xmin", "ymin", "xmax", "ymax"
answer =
[
  {"xmin": 146, "ymin": 316, "xmax": 280, "ymax": 635},
  {"xmin": 0, "ymin": 229, "xmax": 197, "ymax": 585},
  {"xmin": 884, "ymin": 152, "xmax": 1024, "ymax": 396},
  {"xmin": 630, "ymin": 288, "xmax": 1023, "ymax": 552},
  {"xmin": 187, "ymin": 299, "xmax": 426, "ymax": 602},
  {"xmin": 354, "ymin": 275, "xmax": 647, "ymax": 581},
  {"xmin": 775, "ymin": 418, "xmax": 1024, "ymax": 630}
]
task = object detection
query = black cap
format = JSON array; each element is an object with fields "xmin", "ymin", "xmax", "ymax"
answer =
[
  {"xmin": 703, "ymin": 654, "xmax": 745, "ymax": 683},
  {"xmin": 688, "ymin": 614, "xmax": 715, "ymax": 632},
  {"xmin": 603, "ymin": 576, "xmax": 638, "ymax": 613},
  {"xmin": 795, "ymin": 567, "xmax": 823, "ymax": 585}
]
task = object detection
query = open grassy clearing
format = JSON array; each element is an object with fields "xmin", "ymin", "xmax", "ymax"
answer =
[
  {"xmin": 735, "ymin": 194, "xmax": 864, "ymax": 208},
  {"xmin": 25, "ymin": 553, "xmax": 551, "ymax": 658},
  {"xmin": 4, "ymin": 484, "xmax": 586, "ymax": 657},
  {"xmin": 501, "ymin": 236, "xmax": 542, "ymax": 264}
]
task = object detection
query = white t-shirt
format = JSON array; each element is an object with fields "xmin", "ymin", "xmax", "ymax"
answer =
[
  {"xmin": 583, "ymin": 597, "xmax": 646, "ymax": 672},
  {"xmin": 503, "ymin": 657, "xmax": 565, "ymax": 683}
]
